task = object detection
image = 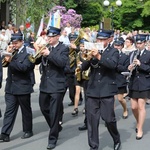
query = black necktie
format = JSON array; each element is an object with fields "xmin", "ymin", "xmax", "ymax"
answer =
[
  {"xmin": 51, "ymin": 47, "xmax": 54, "ymax": 51},
  {"xmin": 136, "ymin": 51, "xmax": 141, "ymax": 59}
]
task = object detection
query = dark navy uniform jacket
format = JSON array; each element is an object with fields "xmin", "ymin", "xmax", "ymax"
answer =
[
  {"xmin": 129, "ymin": 49, "xmax": 150, "ymax": 91},
  {"xmin": 5, "ymin": 46, "xmax": 35, "ymax": 95},
  {"xmin": 82, "ymin": 45, "xmax": 119, "ymax": 98},
  {"xmin": 116, "ymin": 52, "xmax": 129, "ymax": 88},
  {"xmin": 36, "ymin": 42, "xmax": 69, "ymax": 93}
]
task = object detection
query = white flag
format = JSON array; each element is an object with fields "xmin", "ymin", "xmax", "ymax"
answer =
[
  {"xmin": 47, "ymin": 13, "xmax": 52, "ymax": 29},
  {"xmin": 37, "ymin": 16, "xmax": 44, "ymax": 38}
]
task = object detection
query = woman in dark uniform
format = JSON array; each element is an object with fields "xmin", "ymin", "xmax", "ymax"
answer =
[
  {"xmin": 72, "ymin": 39, "xmax": 89, "ymax": 117},
  {"xmin": 114, "ymin": 37, "xmax": 129, "ymax": 119},
  {"xmin": 128, "ymin": 34, "xmax": 150, "ymax": 140}
]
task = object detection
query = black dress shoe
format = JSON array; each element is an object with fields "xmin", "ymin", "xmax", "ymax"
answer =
[
  {"xmin": 72, "ymin": 108, "xmax": 78, "ymax": 116},
  {"xmin": 21, "ymin": 131, "xmax": 33, "ymax": 139},
  {"xmin": 68, "ymin": 102, "xmax": 74, "ymax": 106},
  {"xmin": 47, "ymin": 143, "xmax": 56, "ymax": 149},
  {"xmin": 114, "ymin": 142, "xmax": 121, "ymax": 150},
  {"xmin": 122, "ymin": 115, "xmax": 128, "ymax": 119},
  {"xmin": 0, "ymin": 133, "xmax": 10, "ymax": 142},
  {"xmin": 78, "ymin": 124, "xmax": 87, "ymax": 131}
]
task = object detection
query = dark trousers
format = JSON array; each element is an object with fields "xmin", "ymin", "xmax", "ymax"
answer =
[
  {"xmin": 39, "ymin": 92, "xmax": 64, "ymax": 144},
  {"xmin": 1, "ymin": 93, "xmax": 32, "ymax": 135},
  {"xmin": 87, "ymin": 96, "xmax": 120, "ymax": 150},
  {"xmin": 82, "ymin": 80, "xmax": 88, "ymax": 125},
  {"xmin": 59, "ymin": 89, "xmax": 67, "ymax": 122}
]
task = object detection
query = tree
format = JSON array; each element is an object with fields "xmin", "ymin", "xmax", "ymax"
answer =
[
  {"xmin": 76, "ymin": 2, "xmax": 103, "ymax": 27},
  {"xmin": 110, "ymin": 0, "xmax": 150, "ymax": 30},
  {"xmin": 0, "ymin": 0, "xmax": 59, "ymax": 31},
  {"xmin": 0, "ymin": 0, "xmax": 150, "ymax": 31}
]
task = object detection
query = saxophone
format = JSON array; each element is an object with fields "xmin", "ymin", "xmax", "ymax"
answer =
[
  {"xmin": 82, "ymin": 67, "xmax": 90, "ymax": 80},
  {"xmin": 75, "ymin": 52, "xmax": 90, "ymax": 81}
]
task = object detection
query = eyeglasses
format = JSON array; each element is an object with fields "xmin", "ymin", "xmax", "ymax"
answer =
[{"xmin": 136, "ymin": 42, "xmax": 143, "ymax": 44}]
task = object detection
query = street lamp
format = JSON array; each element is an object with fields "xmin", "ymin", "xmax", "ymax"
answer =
[{"xmin": 103, "ymin": 0, "xmax": 122, "ymax": 29}]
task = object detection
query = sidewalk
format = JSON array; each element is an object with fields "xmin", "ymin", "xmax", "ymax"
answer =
[{"xmin": 0, "ymin": 68, "xmax": 150, "ymax": 150}]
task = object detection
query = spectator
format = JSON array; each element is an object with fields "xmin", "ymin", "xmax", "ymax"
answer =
[
  {"xmin": 65, "ymin": 22, "xmax": 71, "ymax": 36},
  {"xmin": 122, "ymin": 36, "xmax": 136, "ymax": 55},
  {"xmin": 0, "ymin": 21, "xmax": 6, "ymax": 30},
  {"xmin": 59, "ymin": 29, "xmax": 70, "ymax": 46},
  {"xmin": 5, "ymin": 24, "xmax": 14, "ymax": 43},
  {"xmin": 33, "ymin": 31, "xmax": 47, "ymax": 51},
  {"xmin": 0, "ymin": 29, "xmax": 9, "ymax": 51},
  {"xmin": 27, "ymin": 32, "xmax": 35, "ymax": 49}
]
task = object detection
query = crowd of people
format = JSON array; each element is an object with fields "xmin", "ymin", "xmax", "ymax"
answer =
[{"xmin": 0, "ymin": 20, "xmax": 150, "ymax": 150}]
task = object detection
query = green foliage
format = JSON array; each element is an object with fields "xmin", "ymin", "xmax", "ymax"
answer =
[
  {"xmin": 63, "ymin": 0, "xmax": 77, "ymax": 9},
  {"xmin": 7, "ymin": 0, "xmax": 59, "ymax": 31},
  {"xmin": 142, "ymin": 1, "xmax": 150, "ymax": 17},
  {"xmin": 76, "ymin": 2, "xmax": 103, "ymax": 27},
  {"xmin": 1, "ymin": 0, "xmax": 150, "ymax": 31},
  {"xmin": 111, "ymin": 0, "xmax": 150, "ymax": 30}
]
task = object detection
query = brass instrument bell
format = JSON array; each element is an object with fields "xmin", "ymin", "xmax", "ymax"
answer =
[{"xmin": 28, "ymin": 43, "xmax": 50, "ymax": 63}]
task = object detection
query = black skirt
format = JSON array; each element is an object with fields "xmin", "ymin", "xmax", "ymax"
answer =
[
  {"xmin": 75, "ymin": 77, "xmax": 83, "ymax": 86},
  {"xmin": 129, "ymin": 90, "xmax": 150, "ymax": 99},
  {"xmin": 118, "ymin": 87, "xmax": 127, "ymax": 94}
]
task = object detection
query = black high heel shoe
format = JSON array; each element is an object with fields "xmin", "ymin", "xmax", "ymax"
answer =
[
  {"xmin": 72, "ymin": 108, "xmax": 78, "ymax": 116},
  {"xmin": 122, "ymin": 109, "xmax": 128, "ymax": 119},
  {"xmin": 136, "ymin": 133, "xmax": 143, "ymax": 140}
]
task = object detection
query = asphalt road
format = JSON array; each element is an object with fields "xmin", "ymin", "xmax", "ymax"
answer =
[{"xmin": 0, "ymin": 68, "xmax": 150, "ymax": 150}]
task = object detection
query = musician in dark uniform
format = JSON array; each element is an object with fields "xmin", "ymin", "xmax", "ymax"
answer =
[
  {"xmin": 128, "ymin": 34, "xmax": 150, "ymax": 140},
  {"xmin": 76, "ymin": 39, "xmax": 90, "ymax": 130},
  {"xmin": 0, "ymin": 33, "xmax": 35, "ymax": 142},
  {"xmin": 0, "ymin": 54, "xmax": 2, "ymax": 118},
  {"xmin": 81, "ymin": 30, "xmax": 121, "ymax": 150},
  {"xmin": 72, "ymin": 39, "xmax": 89, "ymax": 117},
  {"xmin": 114, "ymin": 37, "xmax": 129, "ymax": 119},
  {"xmin": 35, "ymin": 26, "xmax": 69, "ymax": 149},
  {"xmin": 66, "ymin": 34, "xmax": 83, "ymax": 106}
]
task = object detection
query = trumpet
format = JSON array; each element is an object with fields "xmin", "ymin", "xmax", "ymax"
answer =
[
  {"xmin": 28, "ymin": 43, "xmax": 50, "ymax": 63},
  {"xmin": 2, "ymin": 46, "xmax": 17, "ymax": 67},
  {"xmin": 80, "ymin": 49, "xmax": 92, "ymax": 61}
]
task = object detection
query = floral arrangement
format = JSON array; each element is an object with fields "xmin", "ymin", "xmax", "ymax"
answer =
[{"xmin": 50, "ymin": 6, "xmax": 82, "ymax": 28}]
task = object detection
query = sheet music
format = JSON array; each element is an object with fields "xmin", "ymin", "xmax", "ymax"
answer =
[{"xmin": 84, "ymin": 42, "xmax": 104, "ymax": 51}]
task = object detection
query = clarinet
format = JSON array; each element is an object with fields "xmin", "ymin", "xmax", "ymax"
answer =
[{"xmin": 127, "ymin": 49, "xmax": 140, "ymax": 82}]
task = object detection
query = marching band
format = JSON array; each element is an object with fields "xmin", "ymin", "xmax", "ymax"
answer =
[{"xmin": 0, "ymin": 25, "xmax": 150, "ymax": 150}]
